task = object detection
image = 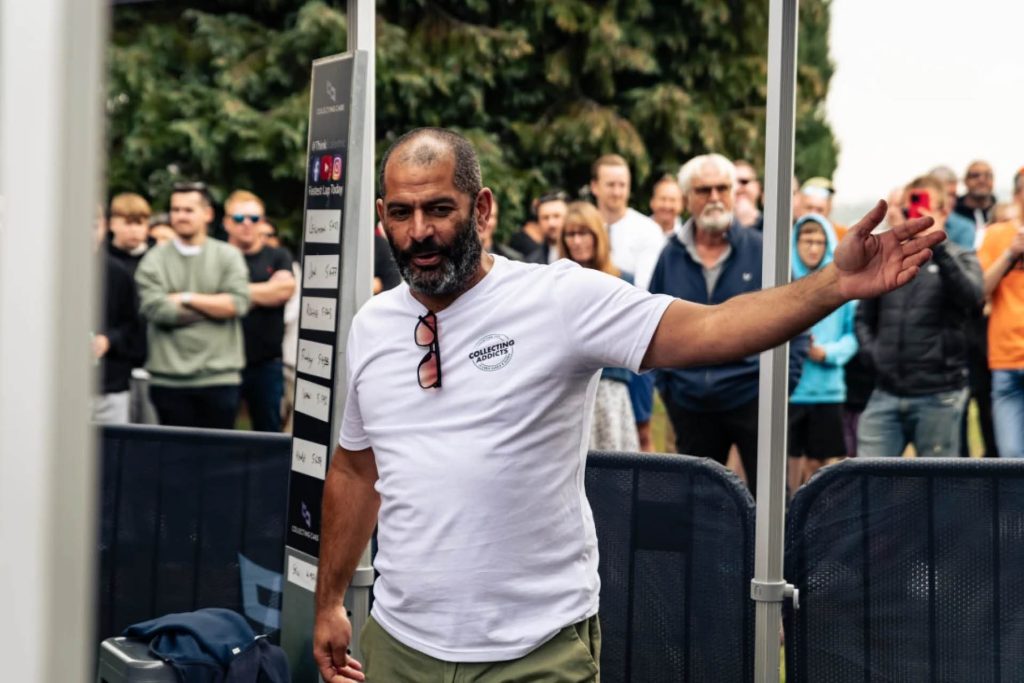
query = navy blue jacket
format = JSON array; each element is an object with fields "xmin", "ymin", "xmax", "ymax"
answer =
[
  {"xmin": 650, "ymin": 220, "xmax": 807, "ymax": 412},
  {"xmin": 124, "ymin": 608, "xmax": 289, "ymax": 683}
]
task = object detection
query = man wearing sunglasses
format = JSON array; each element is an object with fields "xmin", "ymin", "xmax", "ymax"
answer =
[
  {"xmin": 314, "ymin": 128, "xmax": 945, "ymax": 683},
  {"xmin": 135, "ymin": 182, "xmax": 251, "ymax": 429},
  {"xmin": 223, "ymin": 190, "xmax": 296, "ymax": 432},
  {"xmin": 954, "ymin": 160, "xmax": 997, "ymax": 236}
]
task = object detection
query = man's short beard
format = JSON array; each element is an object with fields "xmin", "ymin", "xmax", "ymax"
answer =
[
  {"xmin": 389, "ymin": 208, "xmax": 483, "ymax": 297},
  {"xmin": 695, "ymin": 204, "xmax": 733, "ymax": 234}
]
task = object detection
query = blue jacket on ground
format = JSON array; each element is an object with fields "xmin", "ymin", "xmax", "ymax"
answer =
[
  {"xmin": 650, "ymin": 219, "xmax": 808, "ymax": 412},
  {"xmin": 790, "ymin": 214, "xmax": 858, "ymax": 404},
  {"xmin": 124, "ymin": 608, "xmax": 289, "ymax": 683}
]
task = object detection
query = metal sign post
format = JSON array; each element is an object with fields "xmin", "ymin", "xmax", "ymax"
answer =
[
  {"xmin": 752, "ymin": 0, "xmax": 800, "ymax": 681},
  {"xmin": 279, "ymin": 2, "xmax": 375, "ymax": 680}
]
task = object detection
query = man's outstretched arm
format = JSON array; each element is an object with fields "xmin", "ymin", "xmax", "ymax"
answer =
[
  {"xmin": 313, "ymin": 446, "xmax": 380, "ymax": 683},
  {"xmin": 642, "ymin": 201, "xmax": 945, "ymax": 370}
]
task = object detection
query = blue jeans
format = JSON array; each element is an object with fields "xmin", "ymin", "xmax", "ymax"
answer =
[
  {"xmin": 992, "ymin": 369, "xmax": 1024, "ymax": 458},
  {"xmin": 857, "ymin": 387, "xmax": 969, "ymax": 457},
  {"xmin": 241, "ymin": 358, "xmax": 284, "ymax": 432}
]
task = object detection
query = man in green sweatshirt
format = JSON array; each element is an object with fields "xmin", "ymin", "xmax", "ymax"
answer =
[{"xmin": 135, "ymin": 182, "xmax": 251, "ymax": 429}]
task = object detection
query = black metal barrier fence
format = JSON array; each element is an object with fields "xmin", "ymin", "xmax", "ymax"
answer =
[
  {"xmin": 97, "ymin": 425, "xmax": 292, "ymax": 642},
  {"xmin": 586, "ymin": 452, "xmax": 755, "ymax": 683},
  {"xmin": 103, "ymin": 428, "xmax": 1024, "ymax": 681},
  {"xmin": 785, "ymin": 458, "xmax": 1024, "ymax": 683},
  {"xmin": 97, "ymin": 428, "xmax": 756, "ymax": 681}
]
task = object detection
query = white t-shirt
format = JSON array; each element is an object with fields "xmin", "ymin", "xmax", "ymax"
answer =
[
  {"xmin": 339, "ymin": 256, "xmax": 673, "ymax": 662},
  {"xmin": 607, "ymin": 207, "xmax": 667, "ymax": 291}
]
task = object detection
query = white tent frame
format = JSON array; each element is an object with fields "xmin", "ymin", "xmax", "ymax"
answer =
[
  {"xmin": 0, "ymin": 0, "xmax": 106, "ymax": 679},
  {"xmin": 752, "ymin": 1, "xmax": 801, "ymax": 681},
  {"xmin": 0, "ymin": 0, "xmax": 798, "ymax": 678}
]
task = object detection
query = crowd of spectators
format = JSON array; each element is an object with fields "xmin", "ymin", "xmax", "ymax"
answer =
[{"xmin": 93, "ymin": 157, "xmax": 1024, "ymax": 493}]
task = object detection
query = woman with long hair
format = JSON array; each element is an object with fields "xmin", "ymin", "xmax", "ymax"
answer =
[{"xmin": 559, "ymin": 201, "xmax": 640, "ymax": 451}]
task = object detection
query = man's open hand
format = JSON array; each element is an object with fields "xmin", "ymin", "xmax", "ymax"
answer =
[
  {"xmin": 833, "ymin": 200, "xmax": 946, "ymax": 301},
  {"xmin": 313, "ymin": 605, "xmax": 365, "ymax": 682}
]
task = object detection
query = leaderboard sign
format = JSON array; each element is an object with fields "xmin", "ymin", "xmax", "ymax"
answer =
[
  {"xmin": 281, "ymin": 50, "xmax": 371, "ymax": 681},
  {"xmin": 285, "ymin": 52, "xmax": 367, "ymax": 567},
  {"xmin": 286, "ymin": 56, "xmax": 350, "ymax": 563}
]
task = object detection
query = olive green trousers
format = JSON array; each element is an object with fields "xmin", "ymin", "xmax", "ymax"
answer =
[{"xmin": 361, "ymin": 614, "xmax": 601, "ymax": 683}]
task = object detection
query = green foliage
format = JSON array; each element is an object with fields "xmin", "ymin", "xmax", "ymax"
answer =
[{"xmin": 107, "ymin": 0, "xmax": 838, "ymax": 242}]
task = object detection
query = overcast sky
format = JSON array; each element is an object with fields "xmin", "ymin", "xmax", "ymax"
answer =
[{"xmin": 825, "ymin": 0, "xmax": 1023, "ymax": 213}]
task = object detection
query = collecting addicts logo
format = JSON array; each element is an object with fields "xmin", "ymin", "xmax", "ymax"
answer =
[{"xmin": 468, "ymin": 334, "xmax": 515, "ymax": 371}]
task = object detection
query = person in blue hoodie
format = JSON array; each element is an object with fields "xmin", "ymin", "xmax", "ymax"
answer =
[{"xmin": 788, "ymin": 214, "xmax": 858, "ymax": 489}]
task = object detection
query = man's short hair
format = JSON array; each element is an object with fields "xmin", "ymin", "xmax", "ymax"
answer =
[
  {"xmin": 652, "ymin": 174, "xmax": 681, "ymax": 193},
  {"xmin": 378, "ymin": 127, "xmax": 482, "ymax": 200},
  {"xmin": 224, "ymin": 189, "xmax": 265, "ymax": 214},
  {"xmin": 907, "ymin": 175, "xmax": 948, "ymax": 211},
  {"xmin": 170, "ymin": 181, "xmax": 213, "ymax": 208},
  {"xmin": 536, "ymin": 189, "xmax": 569, "ymax": 209},
  {"xmin": 109, "ymin": 192, "xmax": 151, "ymax": 218},
  {"xmin": 734, "ymin": 160, "xmax": 757, "ymax": 176},
  {"xmin": 677, "ymin": 154, "xmax": 736, "ymax": 194},
  {"xmin": 591, "ymin": 154, "xmax": 629, "ymax": 181},
  {"xmin": 965, "ymin": 160, "xmax": 992, "ymax": 176}
]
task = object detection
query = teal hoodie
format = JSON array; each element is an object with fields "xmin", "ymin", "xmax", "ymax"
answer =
[{"xmin": 790, "ymin": 214, "xmax": 858, "ymax": 404}]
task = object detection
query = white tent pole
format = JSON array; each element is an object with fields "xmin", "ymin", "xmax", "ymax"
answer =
[
  {"xmin": 752, "ymin": 0, "xmax": 800, "ymax": 681},
  {"xmin": 0, "ymin": 0, "xmax": 106, "ymax": 679},
  {"xmin": 340, "ymin": 0, "xmax": 376, "ymax": 662}
]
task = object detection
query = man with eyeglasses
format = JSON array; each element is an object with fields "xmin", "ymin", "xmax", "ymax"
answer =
[
  {"xmin": 135, "ymin": 182, "xmax": 251, "ymax": 429},
  {"xmin": 955, "ymin": 160, "xmax": 997, "ymax": 238},
  {"xmin": 313, "ymin": 128, "xmax": 944, "ymax": 683},
  {"xmin": 223, "ymin": 189, "xmax": 296, "ymax": 432},
  {"xmin": 649, "ymin": 153, "xmax": 808, "ymax": 495}
]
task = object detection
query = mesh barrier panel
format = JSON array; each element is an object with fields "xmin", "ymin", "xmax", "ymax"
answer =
[
  {"xmin": 586, "ymin": 452, "xmax": 755, "ymax": 683},
  {"xmin": 785, "ymin": 458, "xmax": 1024, "ymax": 683},
  {"xmin": 97, "ymin": 434, "xmax": 755, "ymax": 678},
  {"xmin": 97, "ymin": 425, "xmax": 291, "ymax": 641}
]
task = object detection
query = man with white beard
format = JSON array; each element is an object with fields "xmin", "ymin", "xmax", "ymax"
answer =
[{"xmin": 649, "ymin": 154, "xmax": 808, "ymax": 495}]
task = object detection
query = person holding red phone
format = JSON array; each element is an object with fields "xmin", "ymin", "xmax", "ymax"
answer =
[{"xmin": 855, "ymin": 176, "xmax": 983, "ymax": 458}]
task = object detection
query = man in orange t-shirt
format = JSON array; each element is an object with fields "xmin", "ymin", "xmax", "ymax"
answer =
[{"xmin": 978, "ymin": 168, "xmax": 1024, "ymax": 457}]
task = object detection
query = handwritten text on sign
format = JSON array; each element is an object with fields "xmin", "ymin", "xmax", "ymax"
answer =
[
  {"xmin": 300, "ymin": 297, "xmax": 337, "ymax": 332},
  {"xmin": 295, "ymin": 377, "xmax": 331, "ymax": 422},
  {"xmin": 287, "ymin": 554, "xmax": 318, "ymax": 593},
  {"xmin": 297, "ymin": 339, "xmax": 334, "ymax": 381},
  {"xmin": 305, "ymin": 209, "xmax": 342, "ymax": 244},
  {"xmin": 303, "ymin": 254, "xmax": 340, "ymax": 290},
  {"xmin": 291, "ymin": 437, "xmax": 328, "ymax": 480}
]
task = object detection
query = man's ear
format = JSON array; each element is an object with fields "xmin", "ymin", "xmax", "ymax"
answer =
[
  {"xmin": 475, "ymin": 188, "xmax": 494, "ymax": 229},
  {"xmin": 376, "ymin": 197, "xmax": 386, "ymax": 225}
]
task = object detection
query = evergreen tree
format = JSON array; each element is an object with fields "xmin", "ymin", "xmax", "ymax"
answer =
[{"xmin": 108, "ymin": 0, "xmax": 838, "ymax": 241}]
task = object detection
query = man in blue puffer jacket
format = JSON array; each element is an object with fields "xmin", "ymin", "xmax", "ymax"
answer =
[{"xmin": 788, "ymin": 214, "xmax": 858, "ymax": 490}]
